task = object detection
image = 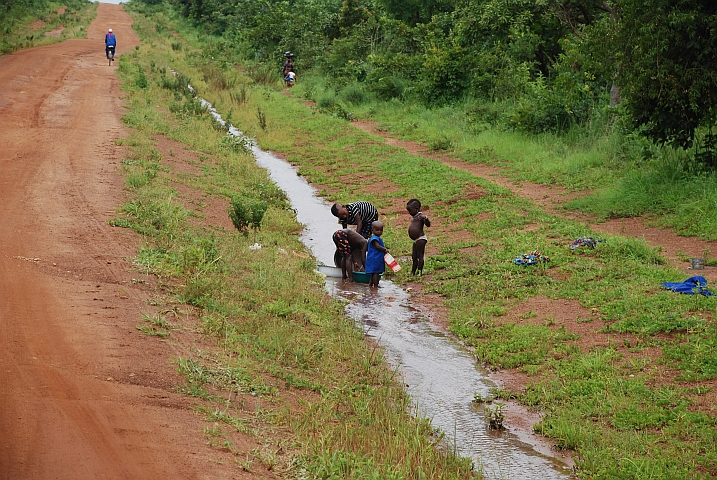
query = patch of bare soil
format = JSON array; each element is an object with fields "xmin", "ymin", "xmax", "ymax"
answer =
[
  {"xmin": 44, "ymin": 26, "xmax": 65, "ymax": 37},
  {"xmin": 29, "ymin": 19, "xmax": 47, "ymax": 31}
]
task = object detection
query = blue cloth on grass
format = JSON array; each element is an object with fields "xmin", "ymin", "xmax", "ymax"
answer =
[{"xmin": 662, "ymin": 276, "xmax": 714, "ymax": 296}]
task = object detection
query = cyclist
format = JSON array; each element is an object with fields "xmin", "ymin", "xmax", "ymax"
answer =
[{"xmin": 105, "ymin": 28, "xmax": 117, "ymax": 62}]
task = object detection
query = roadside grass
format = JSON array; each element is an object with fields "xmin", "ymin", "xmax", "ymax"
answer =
[
  {"xmin": 115, "ymin": 5, "xmax": 475, "ymax": 478},
  {"xmin": 119, "ymin": 4, "xmax": 717, "ymax": 478},
  {"xmin": 290, "ymin": 79, "xmax": 717, "ymax": 240},
  {"xmin": 178, "ymin": 32, "xmax": 717, "ymax": 480},
  {"xmin": 0, "ymin": 0, "xmax": 96, "ymax": 55}
]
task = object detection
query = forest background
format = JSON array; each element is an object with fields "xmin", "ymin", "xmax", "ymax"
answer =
[{"xmin": 195, "ymin": 0, "xmax": 716, "ymax": 154}]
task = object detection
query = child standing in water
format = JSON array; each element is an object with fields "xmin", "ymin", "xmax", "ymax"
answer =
[
  {"xmin": 406, "ymin": 198, "xmax": 431, "ymax": 275},
  {"xmin": 365, "ymin": 221, "xmax": 388, "ymax": 288}
]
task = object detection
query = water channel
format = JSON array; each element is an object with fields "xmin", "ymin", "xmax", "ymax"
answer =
[{"xmin": 204, "ymin": 98, "xmax": 576, "ymax": 479}]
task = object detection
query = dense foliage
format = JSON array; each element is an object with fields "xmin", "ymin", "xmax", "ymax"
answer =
[
  {"xmin": 159, "ymin": 0, "xmax": 715, "ymax": 156},
  {"xmin": 617, "ymin": 0, "xmax": 717, "ymax": 149}
]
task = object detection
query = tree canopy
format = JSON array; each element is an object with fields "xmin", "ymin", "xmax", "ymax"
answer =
[{"xmin": 616, "ymin": 0, "xmax": 717, "ymax": 148}]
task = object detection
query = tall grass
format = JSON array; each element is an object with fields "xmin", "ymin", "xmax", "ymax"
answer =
[
  {"xmin": 0, "ymin": 0, "xmax": 96, "ymax": 55},
  {"xmin": 568, "ymin": 153, "xmax": 717, "ymax": 239},
  {"xmin": 288, "ymin": 74, "xmax": 717, "ymax": 239},
  {"xmin": 224, "ymin": 43, "xmax": 717, "ymax": 478},
  {"xmin": 116, "ymin": 5, "xmax": 476, "ymax": 478}
]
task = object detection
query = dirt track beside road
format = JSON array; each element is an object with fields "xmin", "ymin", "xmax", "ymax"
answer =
[{"xmin": 0, "ymin": 5, "xmax": 240, "ymax": 478}]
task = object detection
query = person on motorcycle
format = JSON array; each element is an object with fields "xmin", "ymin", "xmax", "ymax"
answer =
[{"xmin": 105, "ymin": 28, "xmax": 117, "ymax": 61}]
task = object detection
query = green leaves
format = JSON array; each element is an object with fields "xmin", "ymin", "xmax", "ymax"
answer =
[
  {"xmin": 617, "ymin": 0, "xmax": 717, "ymax": 149},
  {"xmin": 227, "ymin": 195, "xmax": 268, "ymax": 235}
]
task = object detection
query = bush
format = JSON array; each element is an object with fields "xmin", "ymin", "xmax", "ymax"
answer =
[
  {"xmin": 246, "ymin": 62, "xmax": 278, "ymax": 86},
  {"xmin": 227, "ymin": 196, "xmax": 267, "ymax": 236},
  {"xmin": 339, "ymin": 84, "xmax": 369, "ymax": 105},
  {"xmin": 369, "ymin": 75, "xmax": 405, "ymax": 100},
  {"xmin": 136, "ymin": 65, "xmax": 148, "ymax": 89},
  {"xmin": 505, "ymin": 69, "xmax": 603, "ymax": 134},
  {"xmin": 316, "ymin": 94, "xmax": 337, "ymax": 110}
]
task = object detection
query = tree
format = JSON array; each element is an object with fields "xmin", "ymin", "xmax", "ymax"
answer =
[
  {"xmin": 375, "ymin": 0, "xmax": 455, "ymax": 25},
  {"xmin": 616, "ymin": 0, "xmax": 717, "ymax": 148}
]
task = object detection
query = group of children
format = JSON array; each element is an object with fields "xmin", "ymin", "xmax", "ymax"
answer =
[{"xmin": 331, "ymin": 199, "xmax": 431, "ymax": 287}]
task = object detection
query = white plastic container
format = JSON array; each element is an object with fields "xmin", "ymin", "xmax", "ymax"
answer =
[{"xmin": 384, "ymin": 253, "xmax": 402, "ymax": 273}]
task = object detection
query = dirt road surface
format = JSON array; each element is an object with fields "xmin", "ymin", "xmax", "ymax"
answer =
[{"xmin": 0, "ymin": 5, "xmax": 239, "ymax": 479}]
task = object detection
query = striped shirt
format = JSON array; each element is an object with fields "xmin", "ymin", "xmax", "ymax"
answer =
[{"xmin": 345, "ymin": 201, "xmax": 378, "ymax": 226}]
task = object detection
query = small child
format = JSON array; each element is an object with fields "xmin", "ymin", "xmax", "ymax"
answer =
[
  {"xmin": 287, "ymin": 71, "xmax": 296, "ymax": 87},
  {"xmin": 406, "ymin": 198, "xmax": 431, "ymax": 275},
  {"xmin": 365, "ymin": 221, "xmax": 388, "ymax": 288}
]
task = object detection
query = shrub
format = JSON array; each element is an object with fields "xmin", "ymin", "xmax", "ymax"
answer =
[
  {"xmin": 369, "ymin": 75, "xmax": 405, "ymax": 100},
  {"xmin": 246, "ymin": 62, "xmax": 278, "ymax": 86},
  {"xmin": 316, "ymin": 94, "xmax": 336, "ymax": 110},
  {"xmin": 227, "ymin": 196, "xmax": 267, "ymax": 236},
  {"xmin": 136, "ymin": 65, "xmax": 148, "ymax": 89},
  {"xmin": 339, "ymin": 84, "xmax": 369, "ymax": 105}
]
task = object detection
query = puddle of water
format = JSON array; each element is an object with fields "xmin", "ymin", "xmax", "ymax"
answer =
[{"xmin": 199, "ymin": 95, "xmax": 575, "ymax": 479}]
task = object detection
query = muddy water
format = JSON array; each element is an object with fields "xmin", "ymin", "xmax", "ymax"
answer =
[{"xmin": 200, "ymin": 97, "xmax": 575, "ymax": 479}]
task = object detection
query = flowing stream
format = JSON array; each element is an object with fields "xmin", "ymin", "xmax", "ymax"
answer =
[{"xmin": 202, "ymin": 97, "xmax": 576, "ymax": 479}]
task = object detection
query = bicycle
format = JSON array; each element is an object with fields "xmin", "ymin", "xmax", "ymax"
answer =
[{"xmin": 107, "ymin": 46, "xmax": 115, "ymax": 66}]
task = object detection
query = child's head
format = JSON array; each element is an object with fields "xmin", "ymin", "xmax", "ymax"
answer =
[
  {"xmin": 406, "ymin": 198, "xmax": 421, "ymax": 215},
  {"xmin": 371, "ymin": 221, "xmax": 384, "ymax": 236},
  {"xmin": 331, "ymin": 203, "xmax": 348, "ymax": 219}
]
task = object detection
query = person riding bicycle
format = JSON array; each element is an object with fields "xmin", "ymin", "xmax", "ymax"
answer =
[
  {"xmin": 105, "ymin": 28, "xmax": 117, "ymax": 61},
  {"xmin": 282, "ymin": 51, "xmax": 294, "ymax": 86}
]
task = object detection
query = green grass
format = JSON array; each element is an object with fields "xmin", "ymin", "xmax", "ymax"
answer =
[
  {"xmin": 113, "ymin": 5, "xmax": 475, "ymax": 478},
  {"xmin": 0, "ymin": 0, "xmax": 96, "ymax": 56},
  {"xmin": 216, "ymin": 37, "xmax": 717, "ymax": 480},
  {"xmin": 111, "ymin": 2, "xmax": 717, "ymax": 478},
  {"xmin": 289, "ymin": 76, "xmax": 717, "ymax": 240}
]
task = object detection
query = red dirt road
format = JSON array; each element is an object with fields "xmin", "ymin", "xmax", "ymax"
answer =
[{"xmin": 0, "ymin": 5, "xmax": 238, "ymax": 479}]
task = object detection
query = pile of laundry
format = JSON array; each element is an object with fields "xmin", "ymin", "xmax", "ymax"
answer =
[
  {"xmin": 513, "ymin": 251, "xmax": 551, "ymax": 266},
  {"xmin": 570, "ymin": 237, "xmax": 602, "ymax": 250}
]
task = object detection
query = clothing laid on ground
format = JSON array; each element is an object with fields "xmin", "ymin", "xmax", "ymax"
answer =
[
  {"xmin": 345, "ymin": 201, "xmax": 379, "ymax": 237},
  {"xmin": 662, "ymin": 276, "xmax": 714, "ymax": 296},
  {"xmin": 513, "ymin": 251, "xmax": 551, "ymax": 265},
  {"xmin": 332, "ymin": 230, "xmax": 351, "ymax": 256},
  {"xmin": 570, "ymin": 237, "xmax": 601, "ymax": 249},
  {"xmin": 365, "ymin": 235, "xmax": 385, "ymax": 274}
]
